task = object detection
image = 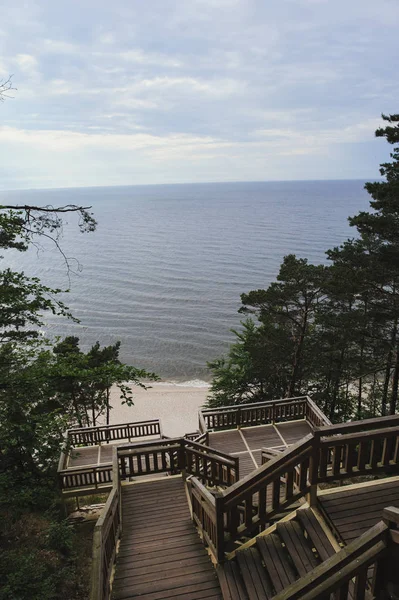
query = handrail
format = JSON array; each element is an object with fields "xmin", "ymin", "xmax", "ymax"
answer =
[
  {"xmin": 68, "ymin": 419, "xmax": 162, "ymax": 446},
  {"xmin": 314, "ymin": 413, "xmax": 399, "ymax": 436},
  {"xmin": 90, "ymin": 447, "xmax": 122, "ymax": 600},
  {"xmin": 200, "ymin": 396, "xmax": 309, "ymax": 413},
  {"xmin": 192, "ymin": 415, "xmax": 399, "ymax": 560},
  {"xmin": 58, "ymin": 464, "xmax": 113, "ymax": 492},
  {"xmin": 272, "ymin": 521, "xmax": 389, "ymax": 600},
  {"xmin": 305, "ymin": 395, "xmax": 332, "ymax": 427},
  {"xmin": 117, "ymin": 437, "xmax": 239, "ymax": 487},
  {"xmin": 189, "ymin": 476, "xmax": 224, "ymax": 563},
  {"xmin": 185, "ymin": 430, "xmax": 209, "ymax": 445},
  {"xmin": 199, "ymin": 396, "xmax": 330, "ymax": 432}
]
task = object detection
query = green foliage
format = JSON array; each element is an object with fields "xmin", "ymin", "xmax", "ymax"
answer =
[
  {"xmin": 208, "ymin": 114, "xmax": 399, "ymax": 420},
  {"xmin": 0, "ymin": 512, "xmax": 86, "ymax": 600},
  {"xmin": 0, "ymin": 196, "xmax": 156, "ymax": 600}
]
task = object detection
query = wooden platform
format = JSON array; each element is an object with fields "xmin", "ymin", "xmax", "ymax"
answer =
[
  {"xmin": 208, "ymin": 420, "xmax": 313, "ymax": 479},
  {"xmin": 112, "ymin": 477, "xmax": 222, "ymax": 600},
  {"xmin": 318, "ymin": 477, "xmax": 399, "ymax": 544},
  {"xmin": 67, "ymin": 436, "xmax": 159, "ymax": 469}
]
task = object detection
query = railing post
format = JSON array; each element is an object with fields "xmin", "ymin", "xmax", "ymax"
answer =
[
  {"xmin": 237, "ymin": 406, "xmax": 241, "ymax": 429},
  {"xmin": 215, "ymin": 492, "xmax": 225, "ymax": 564},
  {"xmin": 307, "ymin": 433, "xmax": 319, "ymax": 507},
  {"xmin": 380, "ymin": 507, "xmax": 399, "ymax": 598},
  {"xmin": 180, "ymin": 438, "xmax": 187, "ymax": 480}
]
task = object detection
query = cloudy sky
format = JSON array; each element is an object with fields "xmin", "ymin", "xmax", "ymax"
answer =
[{"xmin": 0, "ymin": 0, "xmax": 398, "ymax": 190}]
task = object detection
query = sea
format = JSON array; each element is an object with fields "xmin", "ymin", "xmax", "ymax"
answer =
[{"xmin": 1, "ymin": 180, "xmax": 371, "ymax": 382}]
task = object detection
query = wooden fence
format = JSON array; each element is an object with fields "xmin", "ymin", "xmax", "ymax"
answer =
[
  {"xmin": 58, "ymin": 464, "xmax": 113, "ymax": 495},
  {"xmin": 199, "ymin": 395, "xmax": 331, "ymax": 432},
  {"xmin": 90, "ymin": 449, "xmax": 121, "ymax": 600},
  {"xmin": 68, "ymin": 419, "xmax": 162, "ymax": 446},
  {"xmin": 191, "ymin": 415, "xmax": 399, "ymax": 563},
  {"xmin": 60, "ymin": 436, "xmax": 239, "ymax": 494},
  {"xmin": 118, "ymin": 437, "xmax": 239, "ymax": 487}
]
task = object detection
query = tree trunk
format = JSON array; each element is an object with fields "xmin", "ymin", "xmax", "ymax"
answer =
[
  {"xmin": 287, "ymin": 311, "xmax": 308, "ymax": 397},
  {"xmin": 357, "ymin": 299, "xmax": 368, "ymax": 419},
  {"xmin": 71, "ymin": 391, "xmax": 83, "ymax": 427},
  {"xmin": 106, "ymin": 388, "xmax": 110, "ymax": 425},
  {"xmin": 382, "ymin": 320, "xmax": 397, "ymax": 416},
  {"xmin": 390, "ymin": 344, "xmax": 399, "ymax": 415}
]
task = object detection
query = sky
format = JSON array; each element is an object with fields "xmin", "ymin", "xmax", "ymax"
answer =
[{"xmin": 0, "ymin": 0, "xmax": 398, "ymax": 190}]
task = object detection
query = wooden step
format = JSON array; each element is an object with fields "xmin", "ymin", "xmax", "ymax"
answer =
[
  {"xmin": 217, "ymin": 562, "xmax": 249, "ymax": 600},
  {"xmin": 236, "ymin": 547, "xmax": 273, "ymax": 600},
  {"xmin": 256, "ymin": 534, "xmax": 296, "ymax": 595},
  {"xmin": 296, "ymin": 508, "xmax": 336, "ymax": 563},
  {"xmin": 276, "ymin": 521, "xmax": 318, "ymax": 578},
  {"xmin": 113, "ymin": 477, "xmax": 222, "ymax": 599}
]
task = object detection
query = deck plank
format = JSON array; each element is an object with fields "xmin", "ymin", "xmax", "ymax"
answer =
[
  {"xmin": 274, "ymin": 421, "xmax": 312, "ymax": 445},
  {"xmin": 113, "ymin": 478, "xmax": 222, "ymax": 599},
  {"xmin": 319, "ymin": 479, "xmax": 399, "ymax": 544}
]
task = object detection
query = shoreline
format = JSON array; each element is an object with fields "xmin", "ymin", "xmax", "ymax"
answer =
[{"xmin": 109, "ymin": 381, "xmax": 211, "ymax": 437}]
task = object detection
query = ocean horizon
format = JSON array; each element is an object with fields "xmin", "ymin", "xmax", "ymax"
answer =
[{"xmin": 1, "ymin": 179, "xmax": 372, "ymax": 381}]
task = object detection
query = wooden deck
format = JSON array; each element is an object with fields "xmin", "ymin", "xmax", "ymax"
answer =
[
  {"xmin": 68, "ymin": 437, "xmax": 159, "ymax": 469},
  {"xmin": 208, "ymin": 420, "xmax": 313, "ymax": 479},
  {"xmin": 318, "ymin": 477, "xmax": 399, "ymax": 544},
  {"xmin": 112, "ymin": 477, "xmax": 222, "ymax": 600}
]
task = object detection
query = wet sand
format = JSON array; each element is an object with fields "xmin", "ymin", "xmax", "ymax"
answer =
[{"xmin": 108, "ymin": 381, "xmax": 210, "ymax": 437}]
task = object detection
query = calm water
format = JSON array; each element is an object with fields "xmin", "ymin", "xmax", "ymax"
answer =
[{"xmin": 1, "ymin": 180, "xmax": 370, "ymax": 380}]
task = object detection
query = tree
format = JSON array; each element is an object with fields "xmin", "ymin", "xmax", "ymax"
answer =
[
  {"xmin": 240, "ymin": 255, "xmax": 327, "ymax": 397},
  {"xmin": 51, "ymin": 337, "xmax": 157, "ymax": 427},
  {"xmin": 208, "ymin": 114, "xmax": 399, "ymax": 419}
]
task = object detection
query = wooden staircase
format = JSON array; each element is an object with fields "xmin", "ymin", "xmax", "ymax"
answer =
[
  {"xmin": 217, "ymin": 507, "xmax": 338, "ymax": 599},
  {"xmin": 112, "ymin": 477, "xmax": 222, "ymax": 600}
]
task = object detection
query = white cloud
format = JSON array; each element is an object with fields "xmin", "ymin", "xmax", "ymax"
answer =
[
  {"xmin": 14, "ymin": 53, "xmax": 38, "ymax": 72},
  {"xmin": 41, "ymin": 39, "xmax": 78, "ymax": 55},
  {"xmin": 117, "ymin": 50, "xmax": 183, "ymax": 68}
]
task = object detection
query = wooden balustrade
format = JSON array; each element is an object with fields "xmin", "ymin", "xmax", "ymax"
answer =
[
  {"xmin": 59, "ymin": 464, "xmax": 113, "ymax": 493},
  {"xmin": 305, "ymin": 395, "xmax": 332, "ymax": 427},
  {"xmin": 184, "ymin": 430, "xmax": 209, "ymax": 445},
  {"xmin": 189, "ymin": 477, "xmax": 224, "ymax": 563},
  {"xmin": 117, "ymin": 437, "xmax": 239, "ymax": 487},
  {"xmin": 90, "ymin": 449, "xmax": 121, "ymax": 600},
  {"xmin": 118, "ymin": 438, "xmax": 182, "ymax": 479},
  {"xmin": 314, "ymin": 422, "xmax": 399, "ymax": 483},
  {"xmin": 221, "ymin": 435, "xmax": 314, "ymax": 542},
  {"xmin": 193, "ymin": 415, "xmax": 399, "ymax": 561},
  {"xmin": 184, "ymin": 440, "xmax": 239, "ymax": 486},
  {"xmin": 199, "ymin": 396, "xmax": 329, "ymax": 432},
  {"xmin": 68, "ymin": 419, "xmax": 162, "ymax": 446}
]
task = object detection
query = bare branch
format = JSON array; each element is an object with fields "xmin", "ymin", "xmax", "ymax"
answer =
[{"xmin": 0, "ymin": 75, "xmax": 16, "ymax": 102}]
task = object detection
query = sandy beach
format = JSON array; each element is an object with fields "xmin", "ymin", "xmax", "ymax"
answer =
[{"xmin": 108, "ymin": 381, "xmax": 210, "ymax": 438}]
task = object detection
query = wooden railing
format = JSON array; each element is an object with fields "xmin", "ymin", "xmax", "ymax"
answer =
[
  {"xmin": 199, "ymin": 395, "xmax": 331, "ymax": 432},
  {"xmin": 188, "ymin": 477, "xmax": 224, "ymax": 563},
  {"xmin": 118, "ymin": 438, "xmax": 182, "ymax": 478},
  {"xmin": 117, "ymin": 437, "xmax": 239, "ymax": 487},
  {"xmin": 305, "ymin": 395, "xmax": 332, "ymax": 428},
  {"xmin": 58, "ymin": 464, "xmax": 113, "ymax": 494},
  {"xmin": 273, "ymin": 507, "xmax": 399, "ymax": 599},
  {"xmin": 90, "ymin": 449, "xmax": 122, "ymax": 600},
  {"xmin": 68, "ymin": 419, "xmax": 162, "ymax": 446},
  {"xmin": 192, "ymin": 415, "xmax": 399, "ymax": 562},
  {"xmin": 313, "ymin": 414, "xmax": 399, "ymax": 485},
  {"xmin": 184, "ymin": 439, "xmax": 239, "ymax": 487},
  {"xmin": 184, "ymin": 430, "xmax": 209, "ymax": 445}
]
